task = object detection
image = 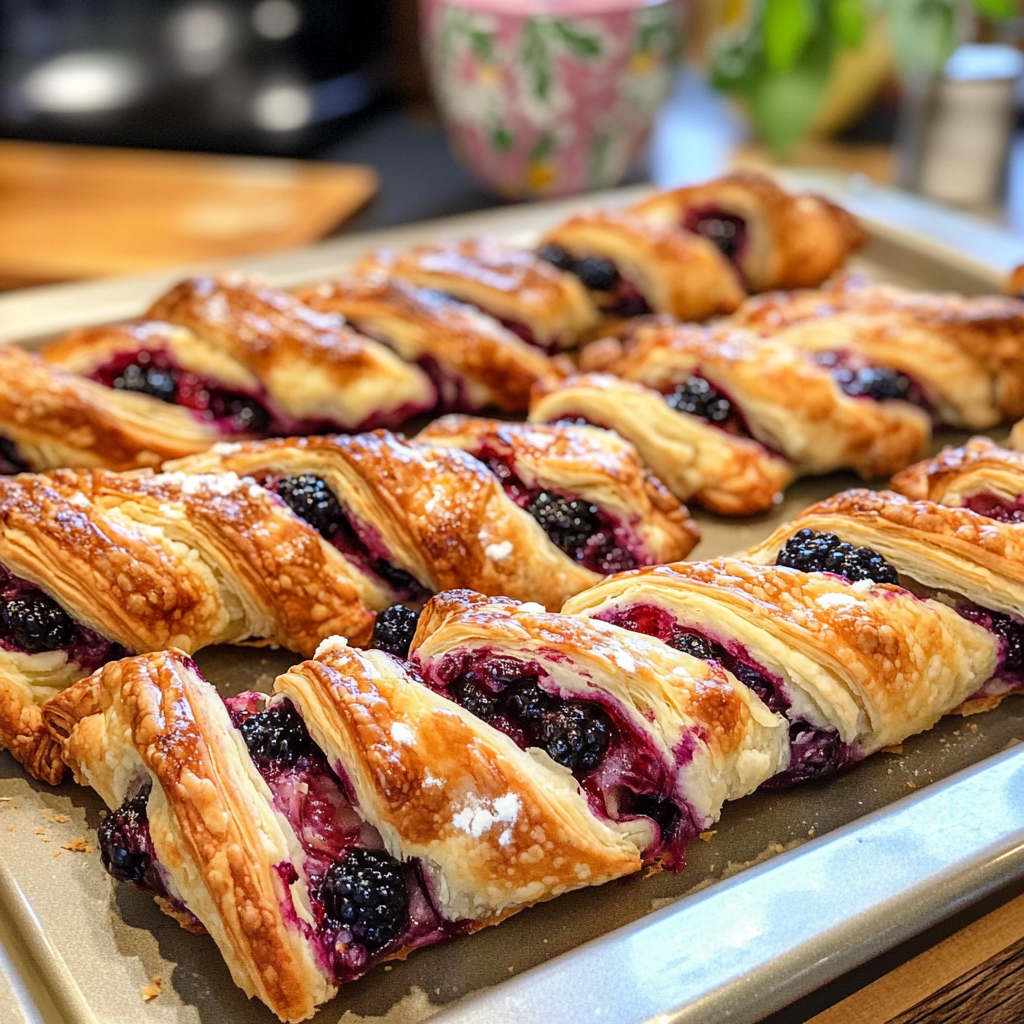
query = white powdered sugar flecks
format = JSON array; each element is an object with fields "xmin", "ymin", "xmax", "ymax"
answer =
[
  {"xmin": 212, "ymin": 442, "xmax": 243, "ymax": 454},
  {"xmin": 484, "ymin": 541, "xmax": 513, "ymax": 561},
  {"xmin": 815, "ymin": 593, "xmax": 858, "ymax": 609},
  {"xmin": 422, "ymin": 771, "xmax": 445, "ymax": 789},
  {"xmin": 613, "ymin": 651, "xmax": 636, "ymax": 673},
  {"xmin": 851, "ymin": 579, "xmax": 876, "ymax": 593},
  {"xmin": 451, "ymin": 792, "xmax": 521, "ymax": 840},
  {"xmin": 518, "ymin": 602, "xmax": 545, "ymax": 614},
  {"xmin": 391, "ymin": 722, "xmax": 415, "ymax": 745}
]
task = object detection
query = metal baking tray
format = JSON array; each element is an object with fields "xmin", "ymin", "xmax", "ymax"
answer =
[{"xmin": 1, "ymin": 176, "xmax": 1024, "ymax": 1024}]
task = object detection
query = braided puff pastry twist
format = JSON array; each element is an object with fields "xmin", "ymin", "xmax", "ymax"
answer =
[
  {"xmin": 0, "ymin": 343, "xmax": 224, "ymax": 472},
  {"xmin": 42, "ymin": 643, "xmax": 643, "ymax": 1021},
  {"xmin": 529, "ymin": 373, "xmax": 794, "ymax": 516},
  {"xmin": 0, "ymin": 469, "xmax": 384, "ymax": 783},
  {"xmin": 562, "ymin": 559, "xmax": 996, "ymax": 785},
  {"xmin": 629, "ymin": 170, "xmax": 867, "ymax": 292},
  {"xmin": 409, "ymin": 590, "xmax": 789, "ymax": 870},
  {"xmin": 45, "ymin": 274, "xmax": 437, "ymax": 434},
  {"xmin": 744, "ymin": 489, "xmax": 1024, "ymax": 715},
  {"xmin": 354, "ymin": 237, "xmax": 600, "ymax": 352},
  {"xmin": 166, "ymin": 427, "xmax": 698, "ymax": 610},
  {"xmin": 581, "ymin": 320, "xmax": 930, "ymax": 479},
  {"xmin": 731, "ymin": 274, "xmax": 1024, "ymax": 429},
  {"xmin": 536, "ymin": 209, "xmax": 744, "ymax": 322},
  {"xmin": 293, "ymin": 274, "xmax": 560, "ymax": 413}
]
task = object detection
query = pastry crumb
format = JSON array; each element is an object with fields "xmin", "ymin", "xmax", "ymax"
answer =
[
  {"xmin": 52, "ymin": 850, "xmax": 61, "ymax": 859},
  {"xmin": 698, "ymin": 830, "xmax": 717, "ymax": 843},
  {"xmin": 6, "ymin": 825, "xmax": 13, "ymax": 833},
  {"xmin": 34, "ymin": 827, "xmax": 46, "ymax": 834},
  {"xmin": 907, "ymin": 780, "xmax": 917, "ymax": 789},
  {"xmin": 141, "ymin": 978, "xmax": 162, "ymax": 1002},
  {"xmin": 507, "ymin": 967, "xmax": 514, "ymax": 974},
  {"xmin": 54, "ymin": 814, "xmax": 69, "ymax": 823},
  {"xmin": 881, "ymin": 743, "xmax": 903, "ymax": 754},
  {"xmin": 807, "ymin": 827, "xmax": 816, "ymax": 837},
  {"xmin": 61, "ymin": 837, "xmax": 94, "ymax": 853}
]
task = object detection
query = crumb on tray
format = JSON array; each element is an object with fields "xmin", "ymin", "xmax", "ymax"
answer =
[
  {"xmin": 61, "ymin": 837, "xmax": 94, "ymax": 853},
  {"xmin": 141, "ymin": 978, "xmax": 162, "ymax": 1002},
  {"xmin": 698, "ymin": 830, "xmax": 716, "ymax": 843}
]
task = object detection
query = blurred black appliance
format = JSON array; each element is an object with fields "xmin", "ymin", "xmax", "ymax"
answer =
[{"xmin": 0, "ymin": 0, "xmax": 390, "ymax": 154}]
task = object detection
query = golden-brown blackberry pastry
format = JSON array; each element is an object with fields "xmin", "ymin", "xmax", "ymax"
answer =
[
  {"xmin": 892, "ymin": 437, "xmax": 1024, "ymax": 520},
  {"xmin": 1005, "ymin": 263, "xmax": 1024, "ymax": 298},
  {"xmin": 535, "ymin": 209, "xmax": 744, "ymax": 322},
  {"xmin": 0, "ymin": 469, "xmax": 382, "ymax": 783},
  {"xmin": 45, "ymin": 275, "xmax": 437, "ymax": 433},
  {"xmin": 353, "ymin": 237, "xmax": 599, "ymax": 351},
  {"xmin": 744, "ymin": 489, "xmax": 1024, "ymax": 715},
  {"xmin": 167, "ymin": 432, "xmax": 605, "ymax": 611},
  {"xmin": 0, "ymin": 343, "xmax": 224, "ymax": 473},
  {"xmin": 732, "ymin": 274, "xmax": 1024, "ymax": 429},
  {"xmin": 584, "ymin": 320, "xmax": 930, "ymax": 480},
  {"xmin": 629, "ymin": 171, "xmax": 867, "ymax": 292},
  {"xmin": 293, "ymin": 274, "xmax": 560, "ymax": 414},
  {"xmin": 410, "ymin": 591, "xmax": 789, "ymax": 869},
  {"xmin": 529, "ymin": 372, "xmax": 794, "ymax": 516},
  {"xmin": 563, "ymin": 559, "xmax": 997, "ymax": 784},
  {"xmin": 414, "ymin": 416, "xmax": 700, "ymax": 569},
  {"xmin": 43, "ymin": 644, "xmax": 642, "ymax": 1021}
]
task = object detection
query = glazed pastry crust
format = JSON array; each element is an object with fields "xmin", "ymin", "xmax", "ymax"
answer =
[
  {"xmin": 43, "ymin": 319, "xmax": 261, "ymax": 392},
  {"xmin": 44, "ymin": 652, "xmax": 335, "ymax": 1022},
  {"xmin": 592, "ymin": 321, "xmax": 930, "ymax": 478},
  {"xmin": 529, "ymin": 373, "xmax": 794, "ymax": 516},
  {"xmin": 293, "ymin": 275, "xmax": 558, "ymax": 413},
  {"xmin": 0, "ymin": 469, "xmax": 380, "ymax": 782},
  {"xmin": 733, "ymin": 275, "xmax": 1024, "ymax": 428},
  {"xmin": 415, "ymin": 416, "xmax": 699, "ymax": 564},
  {"xmin": 892, "ymin": 437, "xmax": 1024, "ymax": 507},
  {"xmin": 353, "ymin": 238, "xmax": 599, "ymax": 351},
  {"xmin": 563, "ymin": 559, "xmax": 997, "ymax": 752},
  {"xmin": 630, "ymin": 171, "xmax": 867, "ymax": 292},
  {"xmin": 745, "ymin": 489, "xmax": 1024, "ymax": 620},
  {"xmin": 167, "ymin": 433, "xmax": 601, "ymax": 610},
  {"xmin": 538, "ymin": 210, "xmax": 744, "ymax": 321},
  {"xmin": 0, "ymin": 344, "xmax": 224, "ymax": 471},
  {"xmin": 411, "ymin": 591, "xmax": 789, "ymax": 828},
  {"xmin": 145, "ymin": 275, "xmax": 436, "ymax": 428},
  {"xmin": 277, "ymin": 638, "xmax": 642, "ymax": 922}
]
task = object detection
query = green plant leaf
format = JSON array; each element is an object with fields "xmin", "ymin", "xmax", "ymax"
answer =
[
  {"xmin": 883, "ymin": 0, "xmax": 955, "ymax": 75},
  {"xmin": 763, "ymin": 0, "xmax": 817, "ymax": 72},
  {"xmin": 551, "ymin": 19, "xmax": 603, "ymax": 59},
  {"xmin": 972, "ymin": 0, "xmax": 1014, "ymax": 16},
  {"xmin": 828, "ymin": 0, "xmax": 867, "ymax": 47},
  {"xmin": 521, "ymin": 19, "xmax": 553, "ymax": 102},
  {"xmin": 469, "ymin": 29, "xmax": 496, "ymax": 63},
  {"xmin": 492, "ymin": 125, "xmax": 514, "ymax": 152}
]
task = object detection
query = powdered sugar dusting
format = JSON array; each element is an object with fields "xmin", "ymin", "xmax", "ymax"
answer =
[
  {"xmin": 484, "ymin": 541, "xmax": 513, "ymax": 561},
  {"xmin": 391, "ymin": 722, "xmax": 415, "ymax": 745},
  {"xmin": 451, "ymin": 792, "xmax": 521, "ymax": 840}
]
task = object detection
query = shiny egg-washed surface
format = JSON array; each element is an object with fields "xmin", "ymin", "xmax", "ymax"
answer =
[{"xmin": 2, "ymin": 183, "xmax": 1024, "ymax": 1024}]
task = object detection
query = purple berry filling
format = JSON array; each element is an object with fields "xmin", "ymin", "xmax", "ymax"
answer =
[
  {"xmin": 470, "ymin": 445, "xmax": 643, "ymax": 575},
  {"xmin": 659, "ymin": 375, "xmax": 754, "ymax": 439},
  {"xmin": 226, "ymin": 694, "xmax": 461, "ymax": 982},
  {"xmin": 594, "ymin": 603, "xmax": 859, "ymax": 786},
  {"xmin": 683, "ymin": 207, "xmax": 748, "ymax": 265},
  {"xmin": 0, "ymin": 437, "xmax": 27, "ymax": 475},
  {"xmin": 0, "ymin": 562, "xmax": 126, "ymax": 669},
  {"xmin": 963, "ymin": 491, "xmax": 1024, "ymax": 524},
  {"xmin": 811, "ymin": 350, "xmax": 927, "ymax": 409},
  {"xmin": 97, "ymin": 781, "xmax": 203, "ymax": 929},
  {"xmin": 418, "ymin": 649, "xmax": 701, "ymax": 868},
  {"xmin": 957, "ymin": 604, "xmax": 1024, "ymax": 693},
  {"xmin": 259, "ymin": 474, "xmax": 428, "ymax": 603}
]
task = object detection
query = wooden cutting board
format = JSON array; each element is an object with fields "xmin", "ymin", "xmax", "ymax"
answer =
[{"xmin": 0, "ymin": 140, "xmax": 379, "ymax": 289}]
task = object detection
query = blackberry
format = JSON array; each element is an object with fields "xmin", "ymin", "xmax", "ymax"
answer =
[
  {"xmin": 989, "ymin": 613, "xmax": 1024, "ymax": 675},
  {"xmin": 370, "ymin": 605, "xmax": 421, "ymax": 659},
  {"xmin": 210, "ymin": 395, "xmax": 271, "ymax": 434},
  {"xmin": 0, "ymin": 437, "xmax": 27, "ymax": 475},
  {"xmin": 111, "ymin": 362, "xmax": 179, "ymax": 403},
  {"xmin": 833, "ymin": 366, "xmax": 912, "ymax": 403},
  {"xmin": 276, "ymin": 475, "xmax": 343, "ymax": 539},
  {"xmin": 504, "ymin": 682, "xmax": 551, "ymax": 723},
  {"xmin": 776, "ymin": 528, "xmax": 899, "ymax": 585},
  {"xmin": 670, "ymin": 633, "xmax": 716, "ymax": 660},
  {"xmin": 536, "ymin": 705, "xmax": 610, "ymax": 773},
  {"xmin": 449, "ymin": 676, "xmax": 501, "ymax": 721},
  {"xmin": 239, "ymin": 702, "xmax": 313, "ymax": 762},
  {"xmin": 663, "ymin": 376, "xmax": 733, "ymax": 424},
  {"xmin": 1, "ymin": 593, "xmax": 74, "ymax": 652},
  {"xmin": 574, "ymin": 256, "xmax": 620, "ymax": 292},
  {"xmin": 527, "ymin": 491, "xmax": 601, "ymax": 557},
  {"xmin": 615, "ymin": 294, "xmax": 650, "ymax": 318},
  {"xmin": 98, "ymin": 790, "xmax": 157, "ymax": 888},
  {"xmin": 320, "ymin": 847, "xmax": 408, "ymax": 952},
  {"xmin": 536, "ymin": 244, "xmax": 575, "ymax": 272},
  {"xmin": 693, "ymin": 214, "xmax": 745, "ymax": 261}
]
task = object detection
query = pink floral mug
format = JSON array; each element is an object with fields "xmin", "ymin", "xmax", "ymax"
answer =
[{"xmin": 422, "ymin": 0, "xmax": 683, "ymax": 198}]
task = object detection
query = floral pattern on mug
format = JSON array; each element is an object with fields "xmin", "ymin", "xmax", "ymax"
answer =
[{"xmin": 426, "ymin": 1, "xmax": 682, "ymax": 198}]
